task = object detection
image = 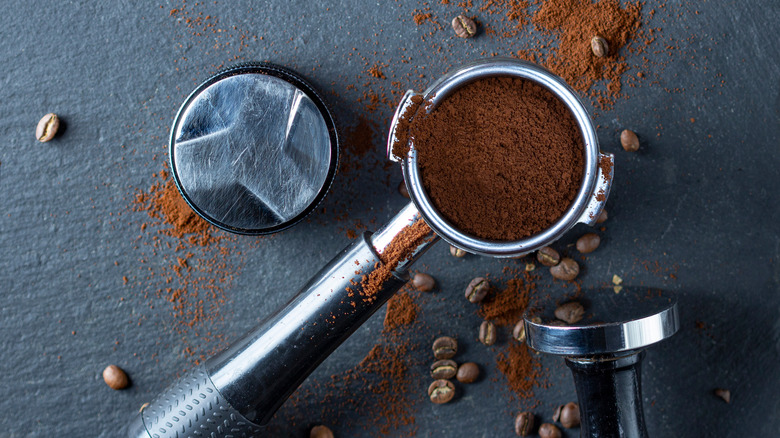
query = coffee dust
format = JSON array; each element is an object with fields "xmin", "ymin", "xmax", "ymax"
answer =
[{"xmin": 410, "ymin": 77, "xmax": 584, "ymax": 241}]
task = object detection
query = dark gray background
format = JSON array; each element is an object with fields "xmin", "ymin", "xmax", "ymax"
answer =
[{"xmin": 1, "ymin": 1, "xmax": 778, "ymax": 437}]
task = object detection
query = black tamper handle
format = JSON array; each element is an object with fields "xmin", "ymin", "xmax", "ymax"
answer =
[{"xmin": 566, "ymin": 352, "xmax": 647, "ymax": 438}]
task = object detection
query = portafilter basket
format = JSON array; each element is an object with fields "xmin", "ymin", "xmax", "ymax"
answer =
[
  {"xmin": 388, "ymin": 58, "xmax": 613, "ymax": 257},
  {"xmin": 126, "ymin": 59, "xmax": 613, "ymax": 438}
]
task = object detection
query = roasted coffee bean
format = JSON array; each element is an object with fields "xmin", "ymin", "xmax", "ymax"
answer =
[
  {"xmin": 432, "ymin": 336, "xmax": 458, "ymax": 359},
  {"xmin": 596, "ymin": 208, "xmax": 608, "ymax": 224},
  {"xmin": 456, "ymin": 361, "xmax": 480, "ymax": 383},
  {"xmin": 452, "ymin": 14, "xmax": 477, "ymax": 38},
  {"xmin": 620, "ymin": 129, "xmax": 640, "ymax": 152},
  {"xmin": 539, "ymin": 423, "xmax": 562, "ymax": 438},
  {"xmin": 512, "ymin": 320, "xmax": 526, "ymax": 343},
  {"xmin": 550, "ymin": 258, "xmax": 579, "ymax": 281},
  {"xmin": 479, "ymin": 320, "xmax": 496, "ymax": 346},
  {"xmin": 555, "ymin": 301, "xmax": 585, "ymax": 324},
  {"xmin": 36, "ymin": 113, "xmax": 59, "ymax": 142},
  {"xmin": 714, "ymin": 388, "xmax": 731, "ymax": 403},
  {"xmin": 537, "ymin": 247, "xmax": 560, "ymax": 267},
  {"xmin": 591, "ymin": 35, "xmax": 609, "ymax": 57},
  {"xmin": 576, "ymin": 233, "xmax": 601, "ymax": 254},
  {"xmin": 430, "ymin": 359, "xmax": 458, "ymax": 379},
  {"xmin": 450, "ymin": 245, "xmax": 467, "ymax": 258},
  {"xmin": 552, "ymin": 404, "xmax": 562, "ymax": 422},
  {"xmin": 103, "ymin": 364, "xmax": 129, "ymax": 390},
  {"xmin": 398, "ymin": 181, "xmax": 410, "ymax": 198},
  {"xmin": 559, "ymin": 402, "xmax": 581, "ymax": 428},
  {"xmin": 465, "ymin": 277, "xmax": 490, "ymax": 303},
  {"xmin": 412, "ymin": 272, "xmax": 436, "ymax": 291},
  {"xmin": 428, "ymin": 379, "xmax": 456, "ymax": 404},
  {"xmin": 514, "ymin": 411, "xmax": 534, "ymax": 436},
  {"xmin": 548, "ymin": 320, "xmax": 568, "ymax": 326},
  {"xmin": 310, "ymin": 425, "xmax": 334, "ymax": 438}
]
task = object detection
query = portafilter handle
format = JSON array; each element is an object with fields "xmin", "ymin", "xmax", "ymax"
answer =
[
  {"xmin": 524, "ymin": 289, "xmax": 679, "ymax": 438},
  {"xmin": 126, "ymin": 203, "xmax": 437, "ymax": 437}
]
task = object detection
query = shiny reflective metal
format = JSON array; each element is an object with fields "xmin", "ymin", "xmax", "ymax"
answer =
[
  {"xmin": 524, "ymin": 289, "xmax": 679, "ymax": 438},
  {"xmin": 525, "ymin": 288, "xmax": 679, "ymax": 356},
  {"xmin": 170, "ymin": 63, "xmax": 338, "ymax": 234},
  {"xmin": 388, "ymin": 58, "xmax": 613, "ymax": 257}
]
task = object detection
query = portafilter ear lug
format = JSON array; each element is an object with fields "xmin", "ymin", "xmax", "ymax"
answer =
[
  {"xmin": 387, "ymin": 90, "xmax": 423, "ymax": 162},
  {"xmin": 577, "ymin": 152, "xmax": 614, "ymax": 226}
]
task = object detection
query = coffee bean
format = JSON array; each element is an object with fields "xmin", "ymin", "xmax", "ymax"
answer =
[
  {"xmin": 576, "ymin": 233, "xmax": 601, "ymax": 254},
  {"xmin": 555, "ymin": 301, "xmax": 585, "ymax": 324},
  {"xmin": 539, "ymin": 423, "xmax": 562, "ymax": 438},
  {"xmin": 714, "ymin": 388, "xmax": 731, "ymax": 403},
  {"xmin": 479, "ymin": 320, "xmax": 496, "ymax": 346},
  {"xmin": 430, "ymin": 359, "xmax": 458, "ymax": 379},
  {"xmin": 591, "ymin": 35, "xmax": 609, "ymax": 57},
  {"xmin": 550, "ymin": 258, "xmax": 579, "ymax": 281},
  {"xmin": 428, "ymin": 379, "xmax": 456, "ymax": 404},
  {"xmin": 450, "ymin": 245, "xmax": 467, "ymax": 258},
  {"xmin": 548, "ymin": 320, "xmax": 568, "ymax": 327},
  {"xmin": 537, "ymin": 247, "xmax": 560, "ymax": 267},
  {"xmin": 432, "ymin": 336, "xmax": 458, "ymax": 359},
  {"xmin": 512, "ymin": 320, "xmax": 526, "ymax": 343},
  {"xmin": 465, "ymin": 277, "xmax": 490, "ymax": 303},
  {"xmin": 310, "ymin": 425, "xmax": 334, "ymax": 438},
  {"xmin": 456, "ymin": 361, "xmax": 480, "ymax": 383},
  {"xmin": 514, "ymin": 411, "xmax": 534, "ymax": 436},
  {"xmin": 398, "ymin": 181, "xmax": 410, "ymax": 198},
  {"xmin": 620, "ymin": 129, "xmax": 640, "ymax": 152},
  {"xmin": 596, "ymin": 208, "xmax": 608, "ymax": 224},
  {"xmin": 552, "ymin": 404, "xmax": 562, "ymax": 422},
  {"xmin": 452, "ymin": 14, "xmax": 477, "ymax": 38},
  {"xmin": 103, "ymin": 364, "xmax": 129, "ymax": 390},
  {"xmin": 36, "ymin": 113, "xmax": 59, "ymax": 142},
  {"xmin": 412, "ymin": 272, "xmax": 435, "ymax": 291},
  {"xmin": 559, "ymin": 402, "xmax": 581, "ymax": 428}
]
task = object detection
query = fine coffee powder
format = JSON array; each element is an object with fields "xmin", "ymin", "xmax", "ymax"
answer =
[{"xmin": 409, "ymin": 76, "xmax": 584, "ymax": 241}]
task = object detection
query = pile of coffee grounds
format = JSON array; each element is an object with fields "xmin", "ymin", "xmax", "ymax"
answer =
[
  {"xmin": 383, "ymin": 291, "xmax": 420, "ymax": 331},
  {"xmin": 479, "ymin": 273, "xmax": 535, "ymax": 326},
  {"xmin": 410, "ymin": 76, "xmax": 584, "ymax": 241},
  {"xmin": 531, "ymin": 0, "xmax": 642, "ymax": 107},
  {"xmin": 353, "ymin": 219, "xmax": 433, "ymax": 303},
  {"xmin": 495, "ymin": 342, "xmax": 544, "ymax": 402}
]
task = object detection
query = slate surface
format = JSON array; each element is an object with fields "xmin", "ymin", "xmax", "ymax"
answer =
[{"xmin": 0, "ymin": 1, "xmax": 778, "ymax": 437}]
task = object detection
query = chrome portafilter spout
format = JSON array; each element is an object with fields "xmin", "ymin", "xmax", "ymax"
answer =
[
  {"xmin": 524, "ymin": 289, "xmax": 680, "ymax": 438},
  {"xmin": 127, "ymin": 59, "xmax": 613, "ymax": 437}
]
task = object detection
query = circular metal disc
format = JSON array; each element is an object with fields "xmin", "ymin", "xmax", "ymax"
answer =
[
  {"xmin": 170, "ymin": 63, "xmax": 338, "ymax": 235},
  {"xmin": 524, "ymin": 288, "xmax": 679, "ymax": 357}
]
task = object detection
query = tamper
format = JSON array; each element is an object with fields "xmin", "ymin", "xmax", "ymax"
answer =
[{"xmin": 525, "ymin": 289, "xmax": 679, "ymax": 437}]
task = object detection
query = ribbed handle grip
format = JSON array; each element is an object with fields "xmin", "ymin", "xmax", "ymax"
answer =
[{"xmin": 126, "ymin": 365, "xmax": 262, "ymax": 438}]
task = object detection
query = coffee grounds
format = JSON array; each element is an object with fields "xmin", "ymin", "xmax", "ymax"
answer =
[
  {"xmin": 495, "ymin": 341, "xmax": 544, "ymax": 402},
  {"xmin": 479, "ymin": 273, "xmax": 535, "ymax": 326},
  {"xmin": 410, "ymin": 77, "xmax": 584, "ymax": 241},
  {"xmin": 383, "ymin": 291, "xmax": 420, "ymax": 331},
  {"xmin": 353, "ymin": 219, "xmax": 433, "ymax": 303}
]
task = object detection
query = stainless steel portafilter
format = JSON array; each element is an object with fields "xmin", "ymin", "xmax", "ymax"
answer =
[
  {"xmin": 126, "ymin": 59, "xmax": 613, "ymax": 437},
  {"xmin": 525, "ymin": 289, "xmax": 680, "ymax": 438}
]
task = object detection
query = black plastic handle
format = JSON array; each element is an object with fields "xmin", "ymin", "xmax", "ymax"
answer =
[{"xmin": 565, "ymin": 351, "xmax": 648, "ymax": 438}]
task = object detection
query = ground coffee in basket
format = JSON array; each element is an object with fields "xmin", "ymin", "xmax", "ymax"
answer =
[{"xmin": 404, "ymin": 76, "xmax": 584, "ymax": 241}]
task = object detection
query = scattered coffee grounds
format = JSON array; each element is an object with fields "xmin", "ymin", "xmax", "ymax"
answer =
[
  {"xmin": 130, "ymin": 169, "xmax": 237, "ymax": 361},
  {"xmin": 354, "ymin": 219, "xmax": 433, "ymax": 303},
  {"xmin": 409, "ymin": 77, "xmax": 584, "ymax": 241},
  {"xmin": 383, "ymin": 291, "xmax": 420, "ymax": 331}
]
